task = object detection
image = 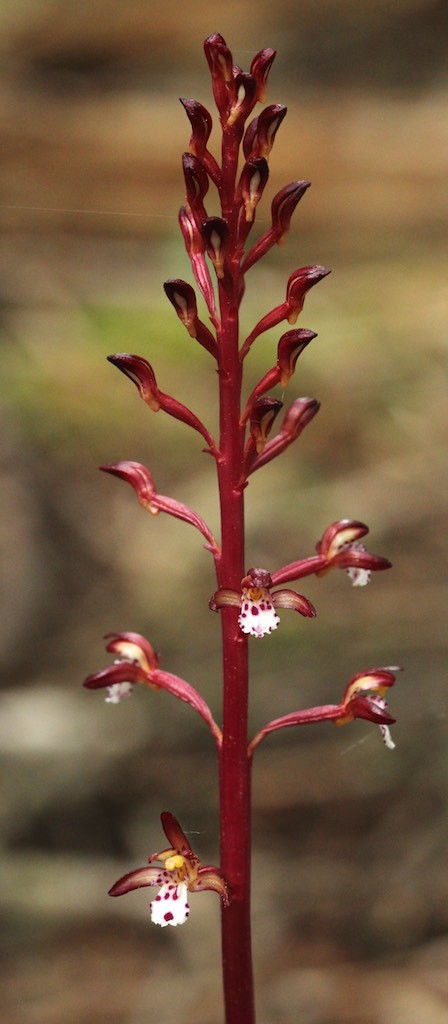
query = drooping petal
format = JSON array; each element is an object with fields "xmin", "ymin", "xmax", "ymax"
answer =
[
  {"xmin": 209, "ymin": 589, "xmax": 241, "ymax": 611},
  {"xmin": 346, "ymin": 694, "xmax": 396, "ymax": 725},
  {"xmin": 83, "ymin": 660, "xmax": 151, "ymax": 691},
  {"xmin": 151, "ymin": 880, "xmax": 190, "ymax": 927},
  {"xmin": 192, "ymin": 866, "xmax": 231, "ymax": 906},
  {"xmin": 109, "ymin": 865, "xmax": 169, "ymax": 897},
  {"xmin": 271, "ymin": 588, "xmax": 316, "ymax": 617}
]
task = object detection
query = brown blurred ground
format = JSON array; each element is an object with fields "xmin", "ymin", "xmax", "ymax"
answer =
[{"xmin": 1, "ymin": 2, "xmax": 448, "ymax": 1023}]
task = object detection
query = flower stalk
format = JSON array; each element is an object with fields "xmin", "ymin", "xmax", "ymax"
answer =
[{"xmin": 84, "ymin": 32, "xmax": 398, "ymax": 1024}]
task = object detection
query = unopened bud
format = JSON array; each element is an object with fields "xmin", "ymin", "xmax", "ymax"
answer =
[
  {"xmin": 243, "ymin": 104, "xmax": 287, "ymax": 159},
  {"xmin": 239, "ymin": 157, "xmax": 269, "ymax": 223},
  {"xmin": 201, "ymin": 216, "xmax": 229, "ymax": 279},
  {"xmin": 250, "ymin": 48, "xmax": 276, "ymax": 103}
]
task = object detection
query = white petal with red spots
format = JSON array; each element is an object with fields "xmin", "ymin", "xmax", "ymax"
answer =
[
  {"xmin": 150, "ymin": 874, "xmax": 190, "ymax": 927},
  {"xmin": 238, "ymin": 591, "xmax": 280, "ymax": 638}
]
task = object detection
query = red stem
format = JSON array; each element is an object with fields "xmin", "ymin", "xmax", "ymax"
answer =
[{"xmin": 215, "ymin": 139, "xmax": 256, "ymax": 1020}]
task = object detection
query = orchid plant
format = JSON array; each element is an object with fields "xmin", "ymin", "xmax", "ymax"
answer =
[{"xmin": 84, "ymin": 33, "xmax": 399, "ymax": 1024}]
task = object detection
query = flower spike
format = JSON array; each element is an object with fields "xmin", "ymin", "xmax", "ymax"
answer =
[
  {"xmin": 211, "ymin": 566, "xmax": 315, "ymax": 638},
  {"xmin": 109, "ymin": 812, "xmax": 230, "ymax": 926},
  {"xmin": 84, "ymin": 634, "xmax": 221, "ymax": 741}
]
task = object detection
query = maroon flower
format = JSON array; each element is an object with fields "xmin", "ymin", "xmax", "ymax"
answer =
[
  {"xmin": 84, "ymin": 633, "xmax": 221, "ymax": 741},
  {"xmin": 270, "ymin": 519, "xmax": 392, "ymax": 588},
  {"xmin": 249, "ymin": 667, "xmax": 400, "ymax": 754}
]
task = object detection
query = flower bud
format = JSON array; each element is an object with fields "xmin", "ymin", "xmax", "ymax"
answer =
[
  {"xmin": 180, "ymin": 98, "xmax": 213, "ymax": 156},
  {"xmin": 163, "ymin": 278, "xmax": 217, "ymax": 357},
  {"xmin": 101, "ymin": 461, "xmax": 158, "ymax": 513},
  {"xmin": 201, "ymin": 216, "xmax": 229, "ymax": 279},
  {"xmin": 271, "ymin": 180, "xmax": 311, "ymax": 243},
  {"xmin": 107, "ymin": 354, "xmax": 161, "ymax": 410},
  {"xmin": 239, "ymin": 157, "xmax": 269, "ymax": 224},
  {"xmin": 226, "ymin": 71, "xmax": 257, "ymax": 129},
  {"xmin": 182, "ymin": 152, "xmax": 209, "ymax": 225},
  {"xmin": 243, "ymin": 104, "xmax": 287, "ymax": 159},
  {"xmin": 203, "ymin": 33, "xmax": 235, "ymax": 120},
  {"xmin": 249, "ymin": 397, "xmax": 320, "ymax": 473},
  {"xmin": 249, "ymin": 396, "xmax": 283, "ymax": 454},
  {"xmin": 286, "ymin": 266, "xmax": 331, "ymax": 324},
  {"xmin": 179, "ymin": 206, "xmax": 216, "ymax": 314},
  {"xmin": 250, "ymin": 48, "xmax": 276, "ymax": 103},
  {"xmin": 277, "ymin": 328, "xmax": 316, "ymax": 386}
]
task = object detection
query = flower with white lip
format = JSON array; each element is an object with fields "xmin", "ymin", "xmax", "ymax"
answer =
[
  {"xmin": 109, "ymin": 812, "xmax": 230, "ymax": 927},
  {"xmin": 210, "ymin": 567, "xmax": 316, "ymax": 638}
]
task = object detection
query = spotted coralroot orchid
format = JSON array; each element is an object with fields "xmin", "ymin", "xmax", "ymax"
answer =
[
  {"xmin": 267, "ymin": 519, "xmax": 392, "ymax": 592},
  {"xmin": 248, "ymin": 667, "xmax": 400, "ymax": 757},
  {"xmin": 109, "ymin": 812, "xmax": 230, "ymax": 927},
  {"xmin": 211, "ymin": 567, "xmax": 316, "ymax": 638},
  {"xmin": 84, "ymin": 632, "xmax": 221, "ymax": 743},
  {"xmin": 83, "ymin": 33, "xmax": 399, "ymax": 1024}
]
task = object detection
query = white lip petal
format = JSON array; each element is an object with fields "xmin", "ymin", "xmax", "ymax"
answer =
[
  {"xmin": 238, "ymin": 594, "xmax": 280, "ymax": 637},
  {"xmin": 150, "ymin": 881, "xmax": 190, "ymax": 926},
  {"xmin": 105, "ymin": 682, "xmax": 133, "ymax": 703},
  {"xmin": 379, "ymin": 725, "xmax": 396, "ymax": 750}
]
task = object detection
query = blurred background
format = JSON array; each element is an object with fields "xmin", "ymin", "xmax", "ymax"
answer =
[{"xmin": 1, "ymin": 1, "xmax": 447, "ymax": 1022}]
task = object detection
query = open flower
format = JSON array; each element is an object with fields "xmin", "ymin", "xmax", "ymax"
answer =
[
  {"xmin": 210, "ymin": 567, "xmax": 316, "ymax": 638},
  {"xmin": 84, "ymin": 632, "xmax": 222, "ymax": 742},
  {"xmin": 269, "ymin": 519, "xmax": 392, "ymax": 589},
  {"xmin": 84, "ymin": 632, "xmax": 160, "ymax": 703},
  {"xmin": 109, "ymin": 811, "xmax": 230, "ymax": 927},
  {"xmin": 248, "ymin": 666, "xmax": 400, "ymax": 755},
  {"xmin": 315, "ymin": 519, "xmax": 391, "ymax": 586},
  {"xmin": 337, "ymin": 666, "xmax": 400, "ymax": 749}
]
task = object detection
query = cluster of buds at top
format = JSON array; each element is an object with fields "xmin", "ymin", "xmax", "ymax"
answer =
[{"xmin": 97, "ymin": 32, "xmax": 335, "ymax": 517}]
